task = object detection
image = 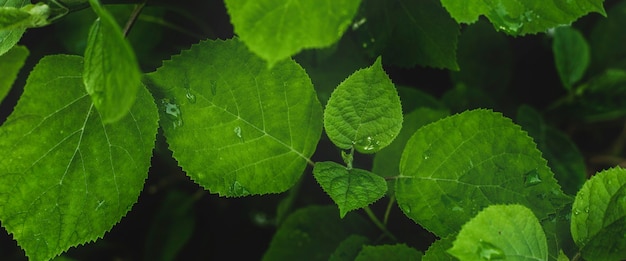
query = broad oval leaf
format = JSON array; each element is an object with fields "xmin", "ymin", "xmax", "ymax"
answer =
[
  {"xmin": 83, "ymin": 0, "xmax": 141, "ymax": 123},
  {"xmin": 397, "ymin": 109, "xmax": 570, "ymax": 237},
  {"xmin": 313, "ymin": 161, "xmax": 387, "ymax": 218},
  {"xmin": 324, "ymin": 57, "xmax": 403, "ymax": 154},
  {"xmin": 553, "ymin": 26, "xmax": 590, "ymax": 89},
  {"xmin": 224, "ymin": 0, "xmax": 361, "ymax": 67},
  {"xmin": 440, "ymin": 0, "xmax": 606, "ymax": 35},
  {"xmin": 146, "ymin": 38, "xmax": 323, "ymax": 197},
  {"xmin": 0, "ymin": 0, "xmax": 28, "ymax": 56},
  {"xmin": 571, "ymin": 167, "xmax": 626, "ymax": 261},
  {"xmin": 448, "ymin": 205, "xmax": 548, "ymax": 261},
  {"xmin": 0, "ymin": 55, "xmax": 158, "ymax": 261},
  {"xmin": 0, "ymin": 45, "xmax": 28, "ymax": 103}
]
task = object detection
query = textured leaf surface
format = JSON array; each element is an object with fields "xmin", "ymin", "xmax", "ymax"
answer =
[
  {"xmin": 0, "ymin": 0, "xmax": 27, "ymax": 56},
  {"xmin": 324, "ymin": 57, "xmax": 402, "ymax": 154},
  {"xmin": 440, "ymin": 0, "xmax": 606, "ymax": 35},
  {"xmin": 571, "ymin": 167, "xmax": 626, "ymax": 261},
  {"xmin": 83, "ymin": 0, "xmax": 141, "ymax": 123},
  {"xmin": 146, "ymin": 38, "xmax": 322, "ymax": 197},
  {"xmin": 0, "ymin": 45, "xmax": 27, "ymax": 102},
  {"xmin": 0, "ymin": 55, "xmax": 158, "ymax": 261},
  {"xmin": 590, "ymin": 0, "xmax": 626, "ymax": 72},
  {"xmin": 224, "ymin": 0, "xmax": 361, "ymax": 67},
  {"xmin": 355, "ymin": 244, "xmax": 423, "ymax": 261},
  {"xmin": 0, "ymin": 3, "xmax": 50, "ymax": 30},
  {"xmin": 448, "ymin": 205, "xmax": 548, "ymax": 261},
  {"xmin": 262, "ymin": 205, "xmax": 375, "ymax": 261},
  {"xmin": 553, "ymin": 26, "xmax": 590, "ymax": 89},
  {"xmin": 423, "ymin": 236, "xmax": 456, "ymax": 261},
  {"xmin": 397, "ymin": 109, "xmax": 570, "ymax": 237},
  {"xmin": 313, "ymin": 161, "xmax": 387, "ymax": 218}
]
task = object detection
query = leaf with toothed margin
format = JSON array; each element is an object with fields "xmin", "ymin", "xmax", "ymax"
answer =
[
  {"xmin": 0, "ymin": 45, "xmax": 28, "ymax": 103},
  {"xmin": 224, "ymin": 0, "xmax": 361, "ymax": 67},
  {"xmin": 396, "ymin": 109, "xmax": 571, "ymax": 237},
  {"xmin": 0, "ymin": 55, "xmax": 158, "ymax": 261},
  {"xmin": 0, "ymin": 0, "xmax": 28, "ymax": 56},
  {"xmin": 146, "ymin": 38, "xmax": 323, "ymax": 197}
]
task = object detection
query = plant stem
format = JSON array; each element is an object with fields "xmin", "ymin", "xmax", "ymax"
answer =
[
  {"xmin": 363, "ymin": 206, "xmax": 397, "ymax": 242},
  {"xmin": 383, "ymin": 195, "xmax": 395, "ymax": 225},
  {"xmin": 123, "ymin": 0, "xmax": 147, "ymax": 37}
]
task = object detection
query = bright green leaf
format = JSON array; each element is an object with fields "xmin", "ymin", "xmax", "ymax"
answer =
[
  {"xmin": 397, "ymin": 109, "xmax": 570, "ymax": 237},
  {"xmin": 324, "ymin": 57, "xmax": 403, "ymax": 154},
  {"xmin": 0, "ymin": 45, "xmax": 28, "ymax": 102},
  {"xmin": 553, "ymin": 26, "xmax": 590, "ymax": 89},
  {"xmin": 329, "ymin": 234, "xmax": 370, "ymax": 261},
  {"xmin": 448, "ymin": 205, "xmax": 548, "ymax": 261},
  {"xmin": 0, "ymin": 0, "xmax": 27, "ymax": 56},
  {"xmin": 571, "ymin": 167, "xmax": 626, "ymax": 261},
  {"xmin": 83, "ymin": 0, "xmax": 142, "ymax": 123},
  {"xmin": 146, "ymin": 38, "xmax": 323, "ymax": 197},
  {"xmin": 516, "ymin": 105, "xmax": 586, "ymax": 195},
  {"xmin": 0, "ymin": 55, "xmax": 158, "ymax": 261},
  {"xmin": 440, "ymin": 0, "xmax": 606, "ymax": 35},
  {"xmin": 423, "ymin": 236, "xmax": 456, "ymax": 261},
  {"xmin": 224, "ymin": 0, "xmax": 361, "ymax": 67},
  {"xmin": 262, "ymin": 205, "xmax": 375, "ymax": 261},
  {"xmin": 313, "ymin": 161, "xmax": 387, "ymax": 218},
  {"xmin": 355, "ymin": 244, "xmax": 423, "ymax": 261},
  {"xmin": 0, "ymin": 3, "xmax": 50, "ymax": 30}
]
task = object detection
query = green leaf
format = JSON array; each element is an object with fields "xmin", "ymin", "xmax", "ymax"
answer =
[
  {"xmin": 144, "ymin": 190, "xmax": 196, "ymax": 261},
  {"xmin": 589, "ymin": 0, "xmax": 626, "ymax": 72},
  {"xmin": 262, "ymin": 205, "xmax": 375, "ymax": 261},
  {"xmin": 324, "ymin": 57, "xmax": 403, "ymax": 154},
  {"xmin": 0, "ymin": 55, "xmax": 158, "ymax": 261},
  {"xmin": 329, "ymin": 234, "xmax": 370, "ymax": 261},
  {"xmin": 83, "ymin": 0, "xmax": 142, "ymax": 123},
  {"xmin": 0, "ymin": 3, "xmax": 50, "ymax": 30},
  {"xmin": 224, "ymin": 0, "xmax": 361, "ymax": 67},
  {"xmin": 313, "ymin": 161, "xmax": 387, "ymax": 218},
  {"xmin": 440, "ymin": 0, "xmax": 606, "ymax": 35},
  {"xmin": 146, "ymin": 38, "xmax": 323, "ymax": 197},
  {"xmin": 397, "ymin": 109, "xmax": 570, "ymax": 237},
  {"xmin": 552, "ymin": 26, "xmax": 590, "ymax": 90},
  {"xmin": 355, "ymin": 244, "xmax": 423, "ymax": 261},
  {"xmin": 448, "ymin": 204, "xmax": 548, "ymax": 261},
  {"xmin": 423, "ymin": 236, "xmax": 456, "ymax": 261},
  {"xmin": 576, "ymin": 68, "xmax": 626, "ymax": 121},
  {"xmin": 0, "ymin": 45, "xmax": 28, "ymax": 102},
  {"xmin": 571, "ymin": 167, "xmax": 626, "ymax": 261},
  {"xmin": 0, "ymin": 0, "xmax": 27, "ymax": 56},
  {"xmin": 516, "ymin": 105, "xmax": 586, "ymax": 195}
]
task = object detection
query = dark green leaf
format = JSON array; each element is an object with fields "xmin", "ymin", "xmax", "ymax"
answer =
[
  {"xmin": 329, "ymin": 235, "xmax": 370, "ymax": 261},
  {"xmin": 0, "ymin": 55, "xmax": 158, "ymax": 261},
  {"xmin": 83, "ymin": 0, "xmax": 142, "ymax": 123},
  {"xmin": 224, "ymin": 0, "xmax": 361, "ymax": 67},
  {"xmin": 324, "ymin": 57, "xmax": 403, "ymax": 154},
  {"xmin": 262, "ymin": 205, "xmax": 375, "ymax": 261},
  {"xmin": 571, "ymin": 167, "xmax": 626, "ymax": 261},
  {"xmin": 590, "ymin": 0, "xmax": 626, "ymax": 72},
  {"xmin": 0, "ymin": 45, "xmax": 28, "ymax": 102},
  {"xmin": 448, "ymin": 205, "xmax": 548, "ymax": 260},
  {"xmin": 313, "ymin": 161, "xmax": 387, "ymax": 218},
  {"xmin": 355, "ymin": 244, "xmax": 423, "ymax": 261},
  {"xmin": 397, "ymin": 109, "xmax": 570, "ymax": 237},
  {"xmin": 553, "ymin": 26, "xmax": 590, "ymax": 89},
  {"xmin": 146, "ymin": 38, "xmax": 323, "ymax": 197}
]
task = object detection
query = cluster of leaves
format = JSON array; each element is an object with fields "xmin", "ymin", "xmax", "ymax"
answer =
[{"xmin": 1, "ymin": 0, "xmax": 626, "ymax": 260}]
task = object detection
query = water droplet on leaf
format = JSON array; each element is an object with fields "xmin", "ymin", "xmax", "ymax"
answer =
[
  {"xmin": 160, "ymin": 98, "xmax": 183, "ymax": 128},
  {"xmin": 185, "ymin": 89, "xmax": 197, "ymax": 104},
  {"xmin": 234, "ymin": 126, "xmax": 243, "ymax": 140},
  {"xmin": 210, "ymin": 80, "xmax": 218, "ymax": 95},
  {"xmin": 230, "ymin": 181, "xmax": 250, "ymax": 196},
  {"xmin": 355, "ymin": 136, "xmax": 380, "ymax": 152},
  {"xmin": 477, "ymin": 241, "xmax": 505, "ymax": 260},
  {"xmin": 524, "ymin": 170, "xmax": 542, "ymax": 187}
]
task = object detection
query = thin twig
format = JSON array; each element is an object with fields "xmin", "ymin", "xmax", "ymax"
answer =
[
  {"xmin": 363, "ymin": 206, "xmax": 398, "ymax": 242},
  {"xmin": 123, "ymin": 1, "xmax": 147, "ymax": 37}
]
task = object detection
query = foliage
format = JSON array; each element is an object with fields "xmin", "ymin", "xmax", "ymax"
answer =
[{"xmin": 0, "ymin": 0, "xmax": 625, "ymax": 260}]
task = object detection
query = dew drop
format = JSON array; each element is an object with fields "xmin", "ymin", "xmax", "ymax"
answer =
[
  {"xmin": 524, "ymin": 170, "xmax": 542, "ymax": 187},
  {"xmin": 160, "ymin": 98, "xmax": 183, "ymax": 129},
  {"xmin": 477, "ymin": 241, "xmax": 505, "ymax": 260},
  {"xmin": 355, "ymin": 136, "xmax": 380, "ymax": 152},
  {"xmin": 234, "ymin": 126, "xmax": 243, "ymax": 139},
  {"xmin": 351, "ymin": 17, "xmax": 367, "ymax": 30},
  {"xmin": 574, "ymin": 209, "xmax": 580, "ymax": 215},
  {"xmin": 185, "ymin": 89, "xmax": 197, "ymax": 104},
  {"xmin": 210, "ymin": 80, "xmax": 218, "ymax": 95},
  {"xmin": 231, "ymin": 181, "xmax": 250, "ymax": 196},
  {"xmin": 585, "ymin": 207, "xmax": 589, "ymax": 213}
]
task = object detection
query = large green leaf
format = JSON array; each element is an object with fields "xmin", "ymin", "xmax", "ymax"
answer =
[
  {"xmin": 324, "ymin": 57, "xmax": 402, "ymax": 154},
  {"xmin": 0, "ymin": 55, "xmax": 158, "ymax": 261},
  {"xmin": 571, "ymin": 167, "xmax": 626, "ymax": 261},
  {"xmin": 0, "ymin": 45, "xmax": 28, "ymax": 102},
  {"xmin": 0, "ymin": 3, "xmax": 50, "ymax": 30},
  {"xmin": 313, "ymin": 161, "xmax": 387, "ymax": 218},
  {"xmin": 224, "ymin": 0, "xmax": 361, "ymax": 67},
  {"xmin": 146, "ymin": 38, "xmax": 323, "ymax": 197},
  {"xmin": 262, "ymin": 205, "xmax": 375, "ymax": 261},
  {"xmin": 397, "ymin": 109, "xmax": 570, "ymax": 237},
  {"xmin": 440, "ymin": 0, "xmax": 606, "ymax": 35},
  {"xmin": 448, "ymin": 205, "xmax": 548, "ymax": 260},
  {"xmin": 83, "ymin": 0, "xmax": 142, "ymax": 123},
  {"xmin": 0, "ymin": 0, "xmax": 28, "ymax": 56},
  {"xmin": 423, "ymin": 236, "xmax": 456, "ymax": 261},
  {"xmin": 589, "ymin": 0, "xmax": 626, "ymax": 72},
  {"xmin": 552, "ymin": 26, "xmax": 590, "ymax": 90}
]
